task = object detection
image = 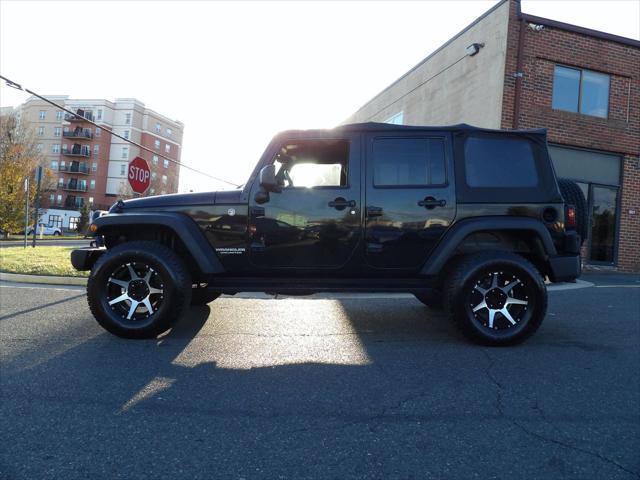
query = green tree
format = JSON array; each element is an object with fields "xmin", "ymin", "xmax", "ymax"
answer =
[
  {"xmin": 0, "ymin": 114, "xmax": 44, "ymax": 238},
  {"xmin": 77, "ymin": 203, "xmax": 91, "ymax": 233}
]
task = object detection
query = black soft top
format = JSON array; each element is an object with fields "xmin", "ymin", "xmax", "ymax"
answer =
[{"xmin": 279, "ymin": 122, "xmax": 547, "ymax": 137}]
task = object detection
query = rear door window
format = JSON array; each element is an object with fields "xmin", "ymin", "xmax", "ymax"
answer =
[
  {"xmin": 373, "ymin": 138, "xmax": 446, "ymax": 187},
  {"xmin": 464, "ymin": 136, "xmax": 538, "ymax": 187}
]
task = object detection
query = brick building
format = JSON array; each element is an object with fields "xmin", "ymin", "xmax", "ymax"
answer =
[
  {"xmin": 345, "ymin": 0, "xmax": 639, "ymax": 271},
  {"xmin": 9, "ymin": 96, "xmax": 183, "ymax": 228}
]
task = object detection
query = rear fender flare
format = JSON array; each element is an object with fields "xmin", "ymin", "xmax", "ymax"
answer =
[{"xmin": 420, "ymin": 216, "xmax": 557, "ymax": 276}]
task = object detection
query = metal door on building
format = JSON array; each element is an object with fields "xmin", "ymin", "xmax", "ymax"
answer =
[{"xmin": 549, "ymin": 145, "xmax": 621, "ymax": 265}]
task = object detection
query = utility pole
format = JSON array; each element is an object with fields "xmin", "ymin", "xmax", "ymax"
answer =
[
  {"xmin": 31, "ymin": 166, "xmax": 43, "ymax": 248},
  {"xmin": 24, "ymin": 177, "xmax": 29, "ymax": 249}
]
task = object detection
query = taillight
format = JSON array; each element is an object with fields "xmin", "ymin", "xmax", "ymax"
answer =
[{"xmin": 566, "ymin": 206, "xmax": 576, "ymax": 229}]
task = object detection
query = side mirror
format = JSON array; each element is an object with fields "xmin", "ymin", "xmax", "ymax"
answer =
[{"xmin": 259, "ymin": 164, "xmax": 282, "ymax": 193}]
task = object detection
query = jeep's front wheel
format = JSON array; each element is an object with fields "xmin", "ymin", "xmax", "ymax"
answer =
[
  {"xmin": 444, "ymin": 252, "xmax": 547, "ymax": 346},
  {"xmin": 87, "ymin": 241, "xmax": 192, "ymax": 339}
]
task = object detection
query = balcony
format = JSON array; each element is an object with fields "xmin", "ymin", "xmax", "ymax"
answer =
[
  {"xmin": 63, "ymin": 128, "xmax": 93, "ymax": 140},
  {"xmin": 61, "ymin": 182, "xmax": 88, "ymax": 192},
  {"xmin": 59, "ymin": 163, "xmax": 90, "ymax": 174},
  {"xmin": 64, "ymin": 196, "xmax": 85, "ymax": 209},
  {"xmin": 61, "ymin": 145, "xmax": 91, "ymax": 158},
  {"xmin": 64, "ymin": 109, "xmax": 93, "ymax": 122}
]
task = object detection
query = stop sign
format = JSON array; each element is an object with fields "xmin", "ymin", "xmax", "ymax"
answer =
[{"xmin": 128, "ymin": 156, "xmax": 151, "ymax": 194}]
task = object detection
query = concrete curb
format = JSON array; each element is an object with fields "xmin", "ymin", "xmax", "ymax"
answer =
[{"xmin": 0, "ymin": 272, "xmax": 87, "ymax": 286}]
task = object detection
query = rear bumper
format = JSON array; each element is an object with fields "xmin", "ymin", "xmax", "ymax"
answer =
[
  {"xmin": 548, "ymin": 254, "xmax": 582, "ymax": 282},
  {"xmin": 70, "ymin": 247, "xmax": 106, "ymax": 271}
]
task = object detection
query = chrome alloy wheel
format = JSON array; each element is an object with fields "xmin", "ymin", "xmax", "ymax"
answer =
[
  {"xmin": 468, "ymin": 271, "xmax": 530, "ymax": 330},
  {"xmin": 106, "ymin": 262, "xmax": 164, "ymax": 321}
]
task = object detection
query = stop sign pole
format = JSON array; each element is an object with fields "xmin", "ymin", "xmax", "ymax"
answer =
[{"xmin": 128, "ymin": 156, "xmax": 151, "ymax": 194}]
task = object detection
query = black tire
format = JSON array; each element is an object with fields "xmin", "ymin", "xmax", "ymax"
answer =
[
  {"xmin": 53, "ymin": 231, "xmax": 61, "ymax": 236},
  {"xmin": 87, "ymin": 241, "xmax": 192, "ymax": 339},
  {"xmin": 557, "ymin": 178, "xmax": 588, "ymax": 244},
  {"xmin": 191, "ymin": 289, "xmax": 220, "ymax": 305},
  {"xmin": 444, "ymin": 251, "xmax": 547, "ymax": 346},
  {"xmin": 414, "ymin": 292, "xmax": 443, "ymax": 309}
]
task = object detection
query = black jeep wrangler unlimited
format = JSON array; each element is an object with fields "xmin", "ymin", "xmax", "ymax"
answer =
[{"xmin": 72, "ymin": 123, "xmax": 584, "ymax": 345}]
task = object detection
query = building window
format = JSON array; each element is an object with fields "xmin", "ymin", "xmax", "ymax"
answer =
[
  {"xmin": 154, "ymin": 139, "xmax": 160, "ymax": 149},
  {"xmin": 54, "ymin": 127, "xmax": 61, "ymax": 137},
  {"xmin": 37, "ymin": 126, "xmax": 45, "ymax": 136},
  {"xmin": 384, "ymin": 112, "xmax": 404, "ymax": 125},
  {"xmin": 165, "ymin": 144, "xmax": 170, "ymax": 153},
  {"xmin": 151, "ymin": 172, "xmax": 157, "ymax": 180},
  {"xmin": 97, "ymin": 109, "xmax": 103, "ymax": 121},
  {"xmin": 163, "ymin": 159, "xmax": 169, "ymax": 169},
  {"xmin": 57, "ymin": 194, "xmax": 62, "ymax": 203},
  {"xmin": 58, "ymin": 177, "xmax": 64, "ymax": 186},
  {"xmin": 152, "ymin": 155, "xmax": 159, "ymax": 165},
  {"xmin": 373, "ymin": 138, "xmax": 445, "ymax": 187},
  {"xmin": 120, "ymin": 164, "xmax": 126, "ymax": 175},
  {"xmin": 89, "ymin": 197, "xmax": 94, "ymax": 205},
  {"xmin": 56, "ymin": 111, "xmax": 63, "ymax": 120},
  {"xmin": 166, "ymin": 128, "xmax": 172, "ymax": 136},
  {"xmin": 69, "ymin": 217, "xmax": 79, "ymax": 230},
  {"xmin": 121, "ymin": 146, "xmax": 128, "ymax": 159},
  {"xmin": 50, "ymin": 160, "xmax": 58, "ymax": 170},
  {"xmin": 150, "ymin": 188, "xmax": 155, "ymax": 194},
  {"xmin": 36, "ymin": 143, "xmax": 43, "ymax": 152},
  {"xmin": 155, "ymin": 123, "xmax": 161, "ymax": 133},
  {"xmin": 125, "ymin": 113, "xmax": 131, "ymax": 125},
  {"xmin": 92, "ymin": 162, "xmax": 97, "ymax": 172},
  {"xmin": 39, "ymin": 110, "xmax": 46, "ymax": 120},
  {"xmin": 552, "ymin": 65, "xmax": 610, "ymax": 118},
  {"xmin": 95, "ymin": 127, "xmax": 101, "ymax": 137},
  {"xmin": 49, "ymin": 193, "xmax": 55, "ymax": 203},
  {"xmin": 162, "ymin": 175, "xmax": 167, "ymax": 185},
  {"xmin": 52, "ymin": 144, "xmax": 60, "ymax": 154},
  {"xmin": 124, "ymin": 130, "xmax": 129, "ymax": 140},
  {"xmin": 93, "ymin": 145, "xmax": 99, "ymax": 155},
  {"xmin": 90, "ymin": 179, "xmax": 96, "ymax": 189}
]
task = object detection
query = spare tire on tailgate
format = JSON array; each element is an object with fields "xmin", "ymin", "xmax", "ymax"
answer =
[{"xmin": 557, "ymin": 178, "xmax": 588, "ymax": 245}]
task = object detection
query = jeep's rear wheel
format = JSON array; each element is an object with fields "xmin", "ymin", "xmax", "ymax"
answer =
[
  {"xmin": 444, "ymin": 252, "xmax": 547, "ymax": 345},
  {"xmin": 87, "ymin": 241, "xmax": 192, "ymax": 339}
]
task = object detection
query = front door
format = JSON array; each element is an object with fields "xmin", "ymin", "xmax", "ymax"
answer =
[
  {"xmin": 365, "ymin": 134, "xmax": 456, "ymax": 271},
  {"xmin": 248, "ymin": 136, "xmax": 361, "ymax": 270}
]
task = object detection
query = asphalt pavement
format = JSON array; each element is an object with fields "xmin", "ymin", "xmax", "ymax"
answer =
[{"xmin": 1, "ymin": 273, "xmax": 639, "ymax": 479}]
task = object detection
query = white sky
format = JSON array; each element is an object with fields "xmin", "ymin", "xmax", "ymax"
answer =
[{"xmin": 1, "ymin": 0, "xmax": 638, "ymax": 193}]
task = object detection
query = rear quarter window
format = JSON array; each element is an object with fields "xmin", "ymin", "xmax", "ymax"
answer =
[{"xmin": 464, "ymin": 136, "xmax": 538, "ymax": 188}]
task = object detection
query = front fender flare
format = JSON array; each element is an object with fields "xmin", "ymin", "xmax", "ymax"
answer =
[
  {"xmin": 420, "ymin": 216, "xmax": 557, "ymax": 276},
  {"xmin": 94, "ymin": 212, "xmax": 224, "ymax": 274}
]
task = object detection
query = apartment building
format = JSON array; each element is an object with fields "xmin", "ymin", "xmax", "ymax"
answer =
[
  {"xmin": 13, "ymin": 96, "xmax": 183, "ymax": 227},
  {"xmin": 345, "ymin": 0, "xmax": 639, "ymax": 271}
]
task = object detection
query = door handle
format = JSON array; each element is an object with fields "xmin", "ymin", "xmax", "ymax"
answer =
[
  {"xmin": 328, "ymin": 198, "xmax": 356, "ymax": 210},
  {"xmin": 418, "ymin": 197, "xmax": 446, "ymax": 209}
]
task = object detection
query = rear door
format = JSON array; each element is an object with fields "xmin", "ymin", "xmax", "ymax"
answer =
[{"xmin": 364, "ymin": 133, "xmax": 456, "ymax": 271}]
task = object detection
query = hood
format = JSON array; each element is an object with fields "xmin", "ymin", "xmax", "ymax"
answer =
[{"xmin": 110, "ymin": 190, "xmax": 244, "ymax": 212}]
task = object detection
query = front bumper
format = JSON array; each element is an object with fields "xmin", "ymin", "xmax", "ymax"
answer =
[
  {"xmin": 548, "ymin": 254, "xmax": 582, "ymax": 282},
  {"xmin": 70, "ymin": 247, "xmax": 106, "ymax": 271}
]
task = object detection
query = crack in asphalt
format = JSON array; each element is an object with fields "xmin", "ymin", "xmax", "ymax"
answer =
[{"xmin": 481, "ymin": 349, "xmax": 639, "ymax": 479}]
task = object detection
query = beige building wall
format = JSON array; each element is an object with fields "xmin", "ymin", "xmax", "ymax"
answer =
[{"xmin": 344, "ymin": 0, "xmax": 510, "ymax": 128}]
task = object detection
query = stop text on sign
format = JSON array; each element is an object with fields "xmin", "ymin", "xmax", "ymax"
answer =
[{"xmin": 129, "ymin": 165, "xmax": 150, "ymax": 184}]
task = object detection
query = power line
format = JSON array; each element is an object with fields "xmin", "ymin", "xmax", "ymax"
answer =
[
  {"xmin": 365, "ymin": 53, "xmax": 470, "ymax": 122},
  {"xmin": 0, "ymin": 74, "xmax": 240, "ymax": 187}
]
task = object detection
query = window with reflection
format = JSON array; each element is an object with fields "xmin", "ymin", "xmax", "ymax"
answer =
[
  {"xmin": 552, "ymin": 65, "xmax": 610, "ymax": 118},
  {"xmin": 273, "ymin": 139, "xmax": 349, "ymax": 188}
]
